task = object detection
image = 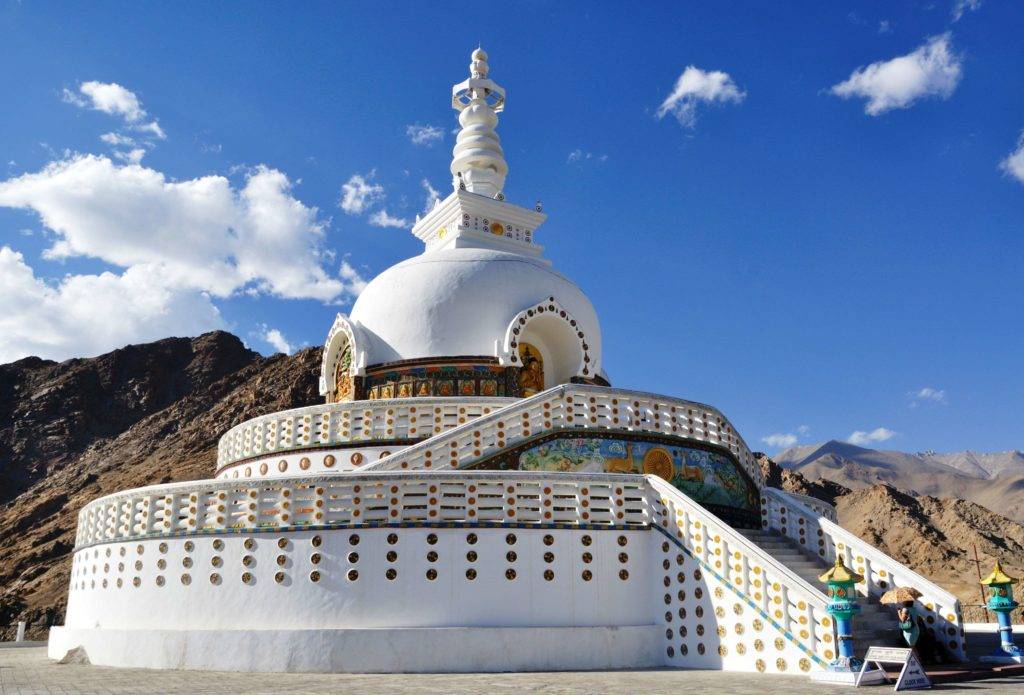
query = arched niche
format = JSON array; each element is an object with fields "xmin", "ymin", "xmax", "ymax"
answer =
[
  {"xmin": 319, "ymin": 314, "xmax": 366, "ymax": 402},
  {"xmin": 499, "ymin": 297, "xmax": 596, "ymax": 391}
]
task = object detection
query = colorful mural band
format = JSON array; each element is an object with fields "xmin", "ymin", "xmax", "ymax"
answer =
[{"xmin": 511, "ymin": 436, "xmax": 759, "ymax": 522}]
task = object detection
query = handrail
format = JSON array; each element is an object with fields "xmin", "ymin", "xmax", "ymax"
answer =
[
  {"xmin": 215, "ymin": 397, "xmax": 516, "ymax": 470},
  {"xmin": 783, "ymin": 491, "xmax": 838, "ymax": 523},
  {"xmin": 648, "ymin": 476, "xmax": 836, "ymax": 668},
  {"xmin": 71, "ymin": 470, "xmax": 653, "ymax": 549},
  {"xmin": 762, "ymin": 487, "xmax": 966, "ymax": 661},
  {"xmin": 360, "ymin": 383, "xmax": 762, "ymax": 487}
]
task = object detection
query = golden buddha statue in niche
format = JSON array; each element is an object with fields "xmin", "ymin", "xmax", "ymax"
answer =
[
  {"xmin": 517, "ymin": 343, "xmax": 544, "ymax": 396},
  {"xmin": 333, "ymin": 345, "xmax": 354, "ymax": 402}
]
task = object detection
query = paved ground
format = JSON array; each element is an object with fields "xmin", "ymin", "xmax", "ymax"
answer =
[{"xmin": 2, "ymin": 647, "xmax": 1024, "ymax": 694}]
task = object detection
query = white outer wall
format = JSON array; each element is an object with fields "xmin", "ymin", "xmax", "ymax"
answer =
[
  {"xmin": 48, "ymin": 625, "xmax": 661, "ymax": 673},
  {"xmin": 58, "ymin": 522, "xmax": 826, "ymax": 675},
  {"xmin": 65, "ymin": 528, "xmax": 651, "ymax": 631}
]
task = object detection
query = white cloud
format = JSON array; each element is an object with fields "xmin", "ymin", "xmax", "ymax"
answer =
[
  {"xmin": 133, "ymin": 120, "xmax": 166, "ymax": 140},
  {"xmin": 100, "ymin": 132, "xmax": 136, "ymax": 147},
  {"xmin": 567, "ymin": 149, "xmax": 609, "ymax": 164},
  {"xmin": 830, "ymin": 33, "xmax": 962, "ymax": 115},
  {"xmin": 339, "ymin": 173, "xmax": 384, "ymax": 215},
  {"xmin": 908, "ymin": 387, "xmax": 948, "ymax": 407},
  {"xmin": 257, "ymin": 323, "xmax": 293, "ymax": 354},
  {"xmin": 405, "ymin": 124, "xmax": 444, "ymax": 146},
  {"xmin": 65, "ymin": 81, "xmax": 146, "ymax": 122},
  {"xmin": 0, "ymin": 246, "xmax": 224, "ymax": 363},
  {"xmin": 113, "ymin": 148, "xmax": 146, "ymax": 165},
  {"xmin": 796, "ymin": 424, "xmax": 811, "ymax": 436},
  {"xmin": 656, "ymin": 66, "xmax": 746, "ymax": 128},
  {"xmin": 878, "ymin": 20, "xmax": 893, "ymax": 34},
  {"xmin": 421, "ymin": 178, "xmax": 441, "ymax": 213},
  {"xmin": 847, "ymin": 427, "xmax": 897, "ymax": 446},
  {"xmin": 952, "ymin": 0, "xmax": 981, "ymax": 22},
  {"xmin": 762, "ymin": 433, "xmax": 798, "ymax": 449},
  {"xmin": 63, "ymin": 81, "xmax": 166, "ymax": 141},
  {"xmin": 0, "ymin": 154, "xmax": 351, "ymax": 302},
  {"xmin": 339, "ymin": 259, "xmax": 368, "ymax": 296},
  {"xmin": 66, "ymin": 80, "xmax": 167, "ymax": 158},
  {"xmin": 368, "ymin": 209, "xmax": 409, "ymax": 229},
  {"xmin": 1000, "ymin": 131, "xmax": 1024, "ymax": 185}
]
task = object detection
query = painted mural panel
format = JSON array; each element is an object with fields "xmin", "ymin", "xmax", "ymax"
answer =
[{"xmin": 518, "ymin": 437, "xmax": 758, "ymax": 513}]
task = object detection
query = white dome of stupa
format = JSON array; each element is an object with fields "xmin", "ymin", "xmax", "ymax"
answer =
[{"xmin": 349, "ymin": 246, "xmax": 602, "ymax": 368}]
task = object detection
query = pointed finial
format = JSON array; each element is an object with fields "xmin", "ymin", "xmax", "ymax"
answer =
[
  {"xmin": 450, "ymin": 46, "xmax": 507, "ymax": 197},
  {"xmin": 981, "ymin": 561, "xmax": 1017, "ymax": 586},
  {"xmin": 470, "ymin": 47, "xmax": 488, "ymax": 78}
]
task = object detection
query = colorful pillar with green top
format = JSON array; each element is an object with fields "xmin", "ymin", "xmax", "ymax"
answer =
[
  {"xmin": 820, "ymin": 556, "xmax": 863, "ymax": 671},
  {"xmin": 980, "ymin": 561, "xmax": 1023, "ymax": 664}
]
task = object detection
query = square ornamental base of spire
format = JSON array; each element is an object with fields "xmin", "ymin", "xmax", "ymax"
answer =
[{"xmin": 412, "ymin": 189, "xmax": 547, "ymax": 257}]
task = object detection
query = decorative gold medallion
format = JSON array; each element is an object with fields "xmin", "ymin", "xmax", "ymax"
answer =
[
  {"xmin": 639, "ymin": 445, "xmax": 674, "ymax": 481},
  {"xmin": 490, "ymin": 221, "xmax": 504, "ymax": 235}
]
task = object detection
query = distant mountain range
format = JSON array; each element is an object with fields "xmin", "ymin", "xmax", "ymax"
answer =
[{"xmin": 773, "ymin": 441, "xmax": 1024, "ymax": 523}]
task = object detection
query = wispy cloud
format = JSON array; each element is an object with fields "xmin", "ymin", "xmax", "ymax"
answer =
[
  {"xmin": 762, "ymin": 433, "xmax": 798, "ymax": 449},
  {"xmin": 339, "ymin": 172, "xmax": 384, "ymax": 215},
  {"xmin": 878, "ymin": 20, "xmax": 893, "ymax": 34},
  {"xmin": 63, "ymin": 81, "xmax": 166, "ymax": 140},
  {"xmin": 951, "ymin": 0, "xmax": 981, "ymax": 22},
  {"xmin": 908, "ymin": 387, "xmax": 948, "ymax": 407},
  {"xmin": 847, "ymin": 427, "xmax": 897, "ymax": 446},
  {"xmin": 830, "ymin": 33, "xmax": 962, "ymax": 115},
  {"xmin": 1000, "ymin": 131, "xmax": 1024, "ymax": 185},
  {"xmin": 761, "ymin": 424, "xmax": 811, "ymax": 450},
  {"xmin": 339, "ymin": 259, "xmax": 368, "ymax": 296},
  {"xmin": 406, "ymin": 124, "xmax": 444, "ymax": 146},
  {"xmin": 100, "ymin": 132, "xmax": 137, "ymax": 147},
  {"xmin": 567, "ymin": 149, "xmax": 608, "ymax": 164},
  {"xmin": 368, "ymin": 209, "xmax": 409, "ymax": 229},
  {"xmin": 421, "ymin": 178, "xmax": 441, "ymax": 212},
  {"xmin": 656, "ymin": 66, "xmax": 745, "ymax": 128},
  {"xmin": 257, "ymin": 323, "xmax": 293, "ymax": 354}
]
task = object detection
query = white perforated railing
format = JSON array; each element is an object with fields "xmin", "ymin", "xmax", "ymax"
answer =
[
  {"xmin": 215, "ymin": 397, "xmax": 515, "ymax": 472},
  {"xmin": 782, "ymin": 491, "xmax": 838, "ymax": 523},
  {"xmin": 649, "ymin": 477, "xmax": 836, "ymax": 668},
  {"xmin": 72, "ymin": 471, "xmax": 652, "ymax": 549},
  {"xmin": 762, "ymin": 487, "xmax": 966, "ymax": 662},
  {"xmin": 360, "ymin": 384, "xmax": 762, "ymax": 487}
]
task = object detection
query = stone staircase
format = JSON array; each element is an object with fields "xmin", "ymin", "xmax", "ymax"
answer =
[{"xmin": 738, "ymin": 528, "xmax": 902, "ymax": 655}]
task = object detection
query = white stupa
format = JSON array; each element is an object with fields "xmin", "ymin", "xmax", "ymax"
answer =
[{"xmin": 48, "ymin": 48, "xmax": 965, "ymax": 678}]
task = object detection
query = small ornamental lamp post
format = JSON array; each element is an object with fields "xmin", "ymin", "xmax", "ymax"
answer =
[
  {"xmin": 821, "ymin": 556, "xmax": 864, "ymax": 671},
  {"xmin": 979, "ymin": 561, "xmax": 1023, "ymax": 664}
]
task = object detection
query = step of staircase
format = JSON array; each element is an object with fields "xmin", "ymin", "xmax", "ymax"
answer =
[{"xmin": 737, "ymin": 527, "xmax": 900, "ymax": 652}]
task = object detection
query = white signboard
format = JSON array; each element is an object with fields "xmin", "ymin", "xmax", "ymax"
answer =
[{"xmin": 857, "ymin": 646, "xmax": 931, "ymax": 690}]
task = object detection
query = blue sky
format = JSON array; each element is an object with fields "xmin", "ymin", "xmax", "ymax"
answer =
[{"xmin": 1, "ymin": 1, "xmax": 1021, "ymax": 454}]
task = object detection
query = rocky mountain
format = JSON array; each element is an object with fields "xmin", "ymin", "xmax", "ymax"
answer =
[
  {"xmin": 758, "ymin": 455, "xmax": 1024, "ymax": 618},
  {"xmin": 919, "ymin": 449, "xmax": 1024, "ymax": 479},
  {"xmin": 775, "ymin": 440, "xmax": 1024, "ymax": 523},
  {"xmin": 2, "ymin": 333, "xmax": 1020, "ymax": 639},
  {"xmin": 0, "ymin": 332, "xmax": 322, "ymax": 640}
]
